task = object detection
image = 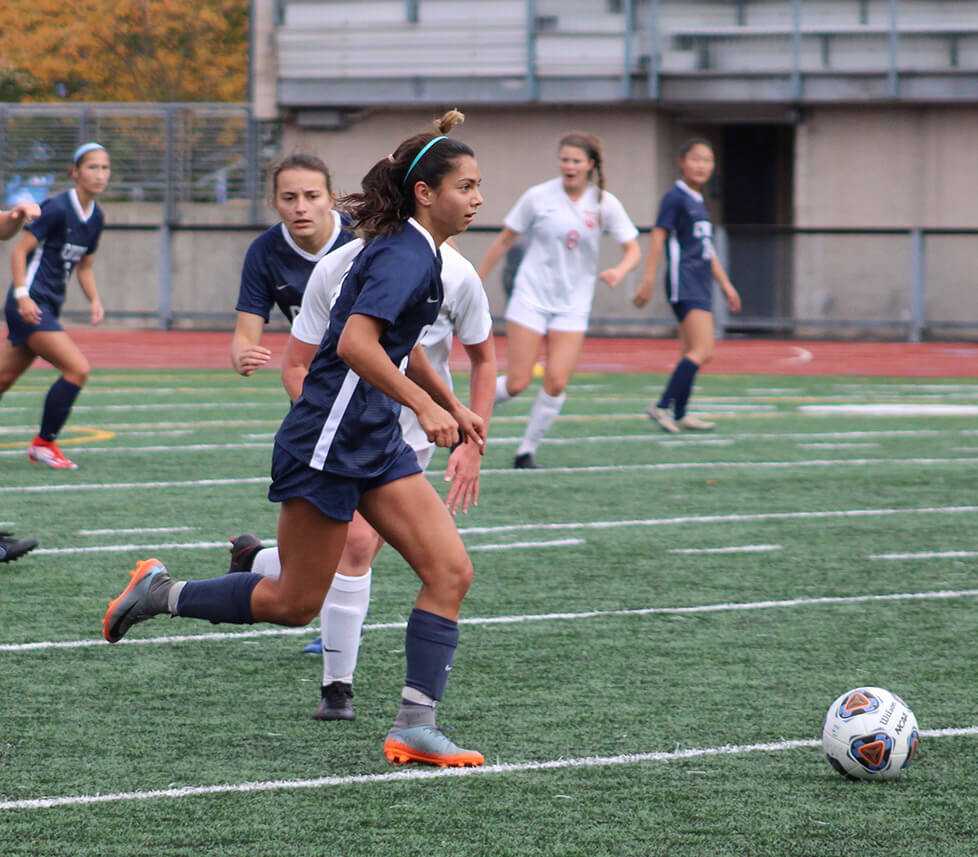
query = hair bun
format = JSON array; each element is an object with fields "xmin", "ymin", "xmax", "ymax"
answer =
[{"xmin": 434, "ymin": 109, "xmax": 465, "ymax": 135}]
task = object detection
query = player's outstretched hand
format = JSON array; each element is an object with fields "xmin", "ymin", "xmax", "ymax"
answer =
[
  {"xmin": 724, "ymin": 284, "xmax": 742, "ymax": 314},
  {"xmin": 234, "ymin": 346, "xmax": 273, "ymax": 377},
  {"xmin": 418, "ymin": 401, "xmax": 460, "ymax": 449},
  {"xmin": 16, "ymin": 295, "xmax": 42, "ymax": 325},
  {"xmin": 444, "ymin": 441, "xmax": 482, "ymax": 515},
  {"xmin": 90, "ymin": 297, "xmax": 105, "ymax": 326}
]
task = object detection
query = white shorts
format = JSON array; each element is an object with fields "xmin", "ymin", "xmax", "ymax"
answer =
[
  {"xmin": 413, "ymin": 443, "xmax": 435, "ymax": 471},
  {"xmin": 505, "ymin": 289, "xmax": 589, "ymax": 335}
]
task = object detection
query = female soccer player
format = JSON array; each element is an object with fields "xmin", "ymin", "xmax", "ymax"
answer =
[
  {"xmin": 231, "ymin": 235, "xmax": 494, "ymax": 722},
  {"xmin": 103, "ymin": 110, "xmax": 489, "ymax": 768},
  {"xmin": 479, "ymin": 131, "xmax": 640, "ymax": 468},
  {"xmin": 0, "ymin": 143, "xmax": 110, "ymax": 469},
  {"xmin": 231, "ymin": 154, "xmax": 356, "ymax": 376},
  {"xmin": 633, "ymin": 138, "xmax": 741, "ymax": 433}
]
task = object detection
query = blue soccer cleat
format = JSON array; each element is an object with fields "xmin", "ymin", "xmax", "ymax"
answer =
[{"xmin": 303, "ymin": 636, "xmax": 323, "ymax": 654}]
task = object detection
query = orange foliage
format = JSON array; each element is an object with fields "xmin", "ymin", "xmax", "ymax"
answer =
[{"xmin": 0, "ymin": 0, "xmax": 247, "ymax": 101}]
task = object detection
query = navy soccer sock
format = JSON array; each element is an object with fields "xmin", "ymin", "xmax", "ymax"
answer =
[
  {"xmin": 175, "ymin": 572, "xmax": 262, "ymax": 624},
  {"xmin": 39, "ymin": 377, "xmax": 82, "ymax": 441},
  {"xmin": 404, "ymin": 608, "xmax": 459, "ymax": 702},
  {"xmin": 657, "ymin": 357, "xmax": 700, "ymax": 419}
]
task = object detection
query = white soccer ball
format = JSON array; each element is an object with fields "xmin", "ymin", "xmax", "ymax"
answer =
[{"xmin": 821, "ymin": 687, "xmax": 920, "ymax": 780}]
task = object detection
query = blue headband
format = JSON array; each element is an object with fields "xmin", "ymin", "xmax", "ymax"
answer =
[
  {"xmin": 402, "ymin": 136, "xmax": 447, "ymax": 186},
  {"xmin": 73, "ymin": 142, "xmax": 106, "ymax": 164}
]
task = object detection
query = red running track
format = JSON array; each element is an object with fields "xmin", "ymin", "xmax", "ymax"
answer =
[{"xmin": 10, "ymin": 328, "xmax": 978, "ymax": 377}]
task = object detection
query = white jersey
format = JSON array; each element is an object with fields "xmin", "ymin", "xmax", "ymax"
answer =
[
  {"xmin": 290, "ymin": 239, "xmax": 491, "ymax": 462},
  {"xmin": 504, "ymin": 177, "xmax": 638, "ymax": 316}
]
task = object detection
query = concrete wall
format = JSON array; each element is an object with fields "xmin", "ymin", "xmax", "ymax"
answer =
[
  {"xmin": 793, "ymin": 105, "xmax": 978, "ymax": 333},
  {"xmin": 4, "ymin": 104, "xmax": 977, "ymax": 337}
]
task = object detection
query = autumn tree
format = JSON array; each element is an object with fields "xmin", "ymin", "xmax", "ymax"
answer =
[{"xmin": 0, "ymin": 0, "xmax": 247, "ymax": 102}]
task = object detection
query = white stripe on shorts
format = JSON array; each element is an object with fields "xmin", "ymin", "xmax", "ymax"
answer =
[{"xmin": 310, "ymin": 369, "xmax": 361, "ymax": 471}]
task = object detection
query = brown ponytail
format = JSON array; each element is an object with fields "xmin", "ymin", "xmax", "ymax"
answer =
[
  {"xmin": 559, "ymin": 131, "xmax": 605, "ymax": 204},
  {"xmin": 338, "ymin": 109, "xmax": 474, "ymax": 240}
]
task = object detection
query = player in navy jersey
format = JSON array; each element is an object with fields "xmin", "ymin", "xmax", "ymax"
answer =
[
  {"xmin": 231, "ymin": 154, "xmax": 356, "ymax": 376},
  {"xmin": 103, "ymin": 110, "xmax": 489, "ymax": 768},
  {"xmin": 633, "ymin": 139, "xmax": 740, "ymax": 433},
  {"xmin": 0, "ymin": 143, "xmax": 110, "ymax": 469}
]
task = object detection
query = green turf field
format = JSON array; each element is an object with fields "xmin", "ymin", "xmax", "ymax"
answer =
[{"xmin": 1, "ymin": 368, "xmax": 977, "ymax": 856}]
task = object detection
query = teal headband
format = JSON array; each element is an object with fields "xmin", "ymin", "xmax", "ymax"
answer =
[
  {"xmin": 73, "ymin": 142, "xmax": 106, "ymax": 164},
  {"xmin": 402, "ymin": 136, "xmax": 447, "ymax": 186}
]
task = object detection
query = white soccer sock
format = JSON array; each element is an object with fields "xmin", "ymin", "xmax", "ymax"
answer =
[
  {"xmin": 251, "ymin": 547, "xmax": 282, "ymax": 580},
  {"xmin": 322, "ymin": 569, "xmax": 372, "ymax": 686},
  {"xmin": 517, "ymin": 389, "xmax": 566, "ymax": 456},
  {"xmin": 495, "ymin": 374, "xmax": 513, "ymax": 405}
]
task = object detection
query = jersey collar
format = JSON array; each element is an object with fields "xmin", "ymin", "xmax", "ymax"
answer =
[
  {"xmin": 69, "ymin": 189, "xmax": 95, "ymax": 223},
  {"xmin": 676, "ymin": 180, "xmax": 704, "ymax": 203},
  {"xmin": 280, "ymin": 209, "xmax": 343, "ymax": 262},
  {"xmin": 407, "ymin": 217, "xmax": 438, "ymax": 257}
]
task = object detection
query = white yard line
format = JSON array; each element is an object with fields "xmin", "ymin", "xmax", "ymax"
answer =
[
  {"xmin": 468, "ymin": 538, "xmax": 584, "ymax": 552},
  {"xmin": 77, "ymin": 526, "xmax": 196, "ymax": 537},
  {"xmin": 1, "ymin": 726, "xmax": 973, "ymax": 812},
  {"xmin": 669, "ymin": 544, "xmax": 782, "ymax": 556},
  {"xmin": 3, "ymin": 586, "xmax": 977, "ymax": 654},
  {"xmin": 475, "ymin": 456, "xmax": 978, "ymax": 476},
  {"xmin": 6, "ymin": 455, "xmax": 977, "ymax": 494},
  {"xmin": 797, "ymin": 442, "xmax": 880, "ymax": 450},
  {"xmin": 0, "ymin": 442, "xmax": 269, "ymax": 458},
  {"xmin": 801, "ymin": 404, "xmax": 978, "ymax": 416},
  {"xmin": 871, "ymin": 550, "xmax": 978, "ymax": 561},
  {"xmin": 455, "ymin": 504, "xmax": 978, "ymax": 536}
]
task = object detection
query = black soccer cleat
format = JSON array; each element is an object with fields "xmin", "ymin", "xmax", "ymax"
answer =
[
  {"xmin": 0, "ymin": 532, "xmax": 38, "ymax": 564},
  {"xmin": 513, "ymin": 453, "xmax": 539, "ymax": 469},
  {"xmin": 313, "ymin": 681, "xmax": 355, "ymax": 721},
  {"xmin": 227, "ymin": 533, "xmax": 263, "ymax": 573}
]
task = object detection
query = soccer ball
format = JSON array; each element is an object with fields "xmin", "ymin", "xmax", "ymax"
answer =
[{"xmin": 821, "ymin": 687, "xmax": 920, "ymax": 780}]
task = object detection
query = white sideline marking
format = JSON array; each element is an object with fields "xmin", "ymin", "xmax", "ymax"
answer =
[
  {"xmin": 70, "ymin": 402, "xmax": 288, "ymax": 413},
  {"xmin": 455, "ymin": 504, "xmax": 978, "ymax": 536},
  {"xmin": 797, "ymin": 442, "xmax": 880, "ymax": 450},
  {"xmin": 28, "ymin": 537, "xmax": 580, "ymax": 559},
  {"xmin": 117, "ymin": 430, "xmax": 194, "ymax": 438},
  {"xmin": 0, "ymin": 419, "xmax": 282, "ymax": 434},
  {"xmin": 6, "ymin": 456, "xmax": 978, "ymax": 494},
  {"xmin": 475, "ymin": 456, "xmax": 978, "ymax": 477},
  {"xmin": 871, "ymin": 550, "xmax": 978, "ymax": 561},
  {"xmin": 669, "ymin": 544, "xmax": 782, "ymax": 556},
  {"xmin": 785, "ymin": 346, "xmax": 813, "ymax": 365},
  {"xmin": 78, "ymin": 526, "xmax": 195, "ymax": 537},
  {"xmin": 748, "ymin": 388, "xmax": 801, "ymax": 395},
  {"xmin": 0, "ymin": 442, "xmax": 269, "ymax": 458},
  {"xmin": 469, "ymin": 538, "xmax": 584, "ymax": 552},
  {"xmin": 2, "ymin": 726, "xmax": 974, "ymax": 811},
  {"xmin": 4, "ymin": 586, "xmax": 978, "ymax": 654},
  {"xmin": 801, "ymin": 404, "xmax": 978, "ymax": 416}
]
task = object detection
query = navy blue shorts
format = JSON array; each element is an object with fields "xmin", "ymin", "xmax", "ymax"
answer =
[
  {"xmin": 4, "ymin": 290, "xmax": 63, "ymax": 346},
  {"xmin": 268, "ymin": 442, "xmax": 422, "ymax": 522},
  {"xmin": 668, "ymin": 298, "xmax": 713, "ymax": 322}
]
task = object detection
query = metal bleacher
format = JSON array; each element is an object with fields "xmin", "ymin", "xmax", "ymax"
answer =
[{"xmin": 274, "ymin": 0, "xmax": 978, "ymax": 111}]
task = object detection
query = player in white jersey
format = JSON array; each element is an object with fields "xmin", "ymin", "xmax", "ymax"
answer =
[
  {"xmin": 479, "ymin": 131, "xmax": 640, "ymax": 468},
  {"xmin": 232, "ymin": 238, "xmax": 494, "ymax": 721}
]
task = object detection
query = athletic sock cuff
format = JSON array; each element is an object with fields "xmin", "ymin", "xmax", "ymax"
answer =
[{"xmin": 330, "ymin": 569, "xmax": 372, "ymax": 592}]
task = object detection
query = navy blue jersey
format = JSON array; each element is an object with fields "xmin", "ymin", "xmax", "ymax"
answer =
[
  {"xmin": 235, "ymin": 210, "xmax": 356, "ymax": 323},
  {"xmin": 274, "ymin": 218, "xmax": 443, "ymax": 477},
  {"xmin": 655, "ymin": 180, "xmax": 715, "ymax": 302},
  {"xmin": 17, "ymin": 190, "xmax": 104, "ymax": 310}
]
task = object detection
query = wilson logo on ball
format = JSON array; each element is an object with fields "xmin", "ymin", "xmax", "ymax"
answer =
[{"xmin": 837, "ymin": 689, "xmax": 880, "ymax": 720}]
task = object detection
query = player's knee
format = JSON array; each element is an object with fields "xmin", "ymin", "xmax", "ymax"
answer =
[
  {"xmin": 507, "ymin": 373, "xmax": 531, "ymax": 397},
  {"xmin": 0, "ymin": 368, "xmax": 17, "ymax": 393},
  {"xmin": 64, "ymin": 363, "xmax": 90, "ymax": 387},
  {"xmin": 543, "ymin": 375, "xmax": 568, "ymax": 397},
  {"xmin": 340, "ymin": 535, "xmax": 378, "ymax": 575},
  {"xmin": 442, "ymin": 554, "xmax": 474, "ymax": 602},
  {"xmin": 278, "ymin": 596, "xmax": 321, "ymax": 627}
]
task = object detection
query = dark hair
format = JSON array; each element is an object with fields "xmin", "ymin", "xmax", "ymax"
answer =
[
  {"xmin": 559, "ymin": 131, "xmax": 605, "ymax": 203},
  {"xmin": 678, "ymin": 138, "xmax": 715, "ymax": 158},
  {"xmin": 270, "ymin": 153, "xmax": 333, "ymax": 198},
  {"xmin": 338, "ymin": 109, "xmax": 474, "ymax": 240}
]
